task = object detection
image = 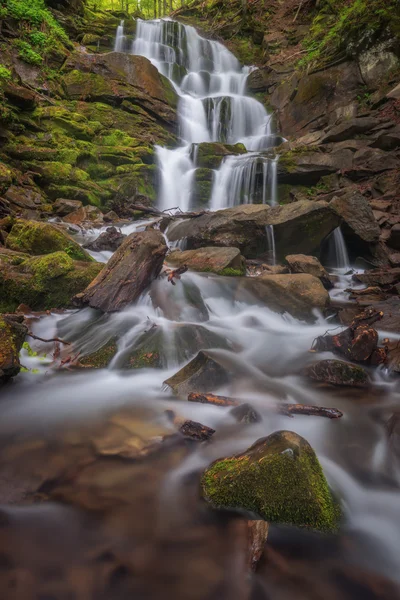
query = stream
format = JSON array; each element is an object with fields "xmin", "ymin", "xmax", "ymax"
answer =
[{"xmin": 1, "ymin": 17, "xmax": 400, "ymax": 598}]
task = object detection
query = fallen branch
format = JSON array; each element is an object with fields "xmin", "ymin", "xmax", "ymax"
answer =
[
  {"xmin": 164, "ymin": 265, "xmax": 189, "ymax": 285},
  {"xmin": 188, "ymin": 393, "xmax": 342, "ymax": 419},
  {"xmin": 27, "ymin": 331, "xmax": 71, "ymax": 345},
  {"xmin": 127, "ymin": 203, "xmax": 208, "ymax": 219}
]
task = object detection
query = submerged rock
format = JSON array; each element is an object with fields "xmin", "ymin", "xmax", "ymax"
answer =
[
  {"xmin": 164, "ymin": 350, "xmax": 231, "ymax": 398},
  {"xmin": 6, "ymin": 219, "xmax": 91, "ymax": 262},
  {"xmin": 307, "ymin": 360, "xmax": 370, "ymax": 387},
  {"xmin": 84, "ymin": 227, "xmax": 126, "ymax": 252},
  {"xmin": 240, "ymin": 273, "xmax": 330, "ymax": 320},
  {"xmin": 167, "ymin": 247, "xmax": 246, "ymax": 276},
  {"xmin": 285, "ymin": 254, "xmax": 332, "ymax": 289},
  {"xmin": 0, "ymin": 315, "xmax": 27, "ymax": 384},
  {"xmin": 201, "ymin": 430, "xmax": 341, "ymax": 533},
  {"xmin": 76, "ymin": 229, "xmax": 167, "ymax": 312}
]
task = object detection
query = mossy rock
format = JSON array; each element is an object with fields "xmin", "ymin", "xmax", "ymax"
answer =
[
  {"xmin": 202, "ymin": 430, "xmax": 341, "ymax": 533},
  {"xmin": 194, "ymin": 142, "xmax": 247, "ymax": 169},
  {"xmin": 0, "ymin": 316, "xmax": 27, "ymax": 383},
  {"xmin": 0, "ymin": 251, "xmax": 102, "ymax": 312},
  {"xmin": 79, "ymin": 338, "xmax": 118, "ymax": 368},
  {"xmin": 6, "ymin": 219, "xmax": 92, "ymax": 262}
]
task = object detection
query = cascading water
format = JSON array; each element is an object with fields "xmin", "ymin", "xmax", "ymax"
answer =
[
  {"xmin": 114, "ymin": 20, "xmax": 125, "ymax": 52},
  {"xmin": 131, "ymin": 19, "xmax": 280, "ymax": 211}
]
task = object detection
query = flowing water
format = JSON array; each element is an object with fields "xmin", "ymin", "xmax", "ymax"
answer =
[{"xmin": 1, "ymin": 18, "xmax": 400, "ymax": 599}]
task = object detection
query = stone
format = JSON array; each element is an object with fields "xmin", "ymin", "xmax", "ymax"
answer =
[
  {"xmin": 387, "ymin": 83, "xmax": 400, "ymax": 99},
  {"xmin": 230, "ymin": 403, "xmax": 261, "ymax": 424},
  {"xmin": 353, "ymin": 268, "xmax": 400, "ymax": 287},
  {"xmin": 350, "ymin": 147, "xmax": 399, "ymax": 178},
  {"xmin": 0, "ymin": 251, "xmax": 102, "ymax": 313},
  {"xmin": 84, "ymin": 227, "xmax": 125, "ymax": 252},
  {"xmin": 320, "ymin": 117, "xmax": 380, "ymax": 144},
  {"xmin": 359, "ymin": 43, "xmax": 400, "ymax": 88},
  {"xmin": 4, "ymin": 186, "xmax": 44, "ymax": 211},
  {"xmin": 76, "ymin": 229, "xmax": 167, "ymax": 312},
  {"xmin": 0, "ymin": 315, "xmax": 27, "ymax": 384},
  {"xmin": 193, "ymin": 142, "xmax": 246, "ymax": 169},
  {"xmin": 166, "ymin": 201, "xmax": 340, "ymax": 260},
  {"xmin": 306, "ymin": 360, "xmax": 369, "ymax": 387},
  {"xmin": 330, "ymin": 190, "xmax": 380, "ymax": 244},
  {"xmin": 285, "ymin": 254, "xmax": 332, "ymax": 289},
  {"xmin": 4, "ymin": 83, "xmax": 38, "ymax": 110},
  {"xmin": 388, "ymin": 224, "xmax": 400, "ymax": 251},
  {"xmin": 277, "ymin": 148, "xmax": 352, "ymax": 185},
  {"xmin": 167, "ymin": 247, "xmax": 246, "ymax": 276},
  {"xmin": 164, "ymin": 350, "xmax": 231, "ymax": 399},
  {"xmin": 6, "ymin": 219, "xmax": 92, "ymax": 261},
  {"xmin": 246, "ymin": 67, "xmax": 271, "ymax": 93},
  {"xmin": 240, "ymin": 273, "xmax": 330, "ymax": 321},
  {"xmin": 370, "ymin": 125, "xmax": 400, "ymax": 151},
  {"xmin": 63, "ymin": 206, "xmax": 104, "ymax": 227},
  {"xmin": 201, "ymin": 430, "xmax": 341, "ymax": 533},
  {"xmin": 53, "ymin": 199, "xmax": 83, "ymax": 216}
]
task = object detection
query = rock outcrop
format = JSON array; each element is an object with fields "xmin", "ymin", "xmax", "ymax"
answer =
[
  {"xmin": 76, "ymin": 229, "xmax": 167, "ymax": 312},
  {"xmin": 0, "ymin": 315, "xmax": 27, "ymax": 384}
]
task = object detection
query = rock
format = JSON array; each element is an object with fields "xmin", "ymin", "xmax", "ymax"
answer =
[
  {"xmin": 3, "ymin": 83, "xmax": 38, "ymax": 110},
  {"xmin": 62, "ymin": 52, "xmax": 177, "ymax": 126},
  {"xmin": 387, "ymin": 83, "xmax": 400, "ymax": 99},
  {"xmin": 167, "ymin": 247, "xmax": 246, "ymax": 276},
  {"xmin": 84, "ymin": 227, "xmax": 125, "ymax": 252},
  {"xmin": 6, "ymin": 219, "xmax": 92, "ymax": 261},
  {"xmin": 63, "ymin": 206, "xmax": 104, "ymax": 227},
  {"xmin": 241, "ymin": 273, "xmax": 330, "ymax": 321},
  {"xmin": 359, "ymin": 43, "xmax": 400, "ymax": 88},
  {"xmin": 353, "ymin": 268, "xmax": 400, "ymax": 287},
  {"xmin": 330, "ymin": 190, "xmax": 380, "ymax": 244},
  {"xmin": 53, "ymin": 199, "xmax": 83, "ymax": 216},
  {"xmin": 230, "ymin": 403, "xmax": 262, "ymax": 424},
  {"xmin": 370, "ymin": 125, "xmax": 400, "ymax": 151},
  {"xmin": 350, "ymin": 147, "xmax": 399, "ymax": 178},
  {"xmin": 193, "ymin": 142, "xmax": 246, "ymax": 169},
  {"xmin": 306, "ymin": 360, "xmax": 369, "ymax": 387},
  {"xmin": 320, "ymin": 117, "xmax": 380, "ymax": 144},
  {"xmin": 201, "ymin": 431, "xmax": 341, "ymax": 533},
  {"xmin": 103, "ymin": 210, "xmax": 119, "ymax": 222},
  {"xmin": 164, "ymin": 350, "xmax": 231, "ymax": 398},
  {"xmin": 178, "ymin": 420, "xmax": 215, "ymax": 441},
  {"xmin": 388, "ymin": 224, "xmax": 400, "ymax": 251},
  {"xmin": 246, "ymin": 520, "xmax": 269, "ymax": 570},
  {"xmin": 76, "ymin": 229, "xmax": 167, "ymax": 312},
  {"xmin": 277, "ymin": 148, "xmax": 352, "ymax": 185},
  {"xmin": 0, "ymin": 250, "xmax": 102, "ymax": 313},
  {"xmin": 167, "ymin": 201, "xmax": 340, "ymax": 260},
  {"xmin": 79, "ymin": 338, "xmax": 118, "ymax": 369},
  {"xmin": 0, "ymin": 315, "xmax": 27, "ymax": 384},
  {"xmin": 285, "ymin": 254, "xmax": 332, "ymax": 290},
  {"xmin": 4, "ymin": 186, "xmax": 44, "ymax": 211},
  {"xmin": 246, "ymin": 67, "xmax": 271, "ymax": 93}
]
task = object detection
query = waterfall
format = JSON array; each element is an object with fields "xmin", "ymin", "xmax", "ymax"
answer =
[
  {"xmin": 130, "ymin": 19, "xmax": 280, "ymax": 212},
  {"xmin": 114, "ymin": 20, "xmax": 125, "ymax": 52},
  {"xmin": 266, "ymin": 225, "xmax": 276, "ymax": 265},
  {"xmin": 331, "ymin": 227, "xmax": 351, "ymax": 270}
]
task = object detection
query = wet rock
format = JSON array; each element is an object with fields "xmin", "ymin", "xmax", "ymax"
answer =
[
  {"xmin": 330, "ymin": 190, "xmax": 380, "ymax": 244},
  {"xmin": 103, "ymin": 210, "xmax": 119, "ymax": 223},
  {"xmin": 167, "ymin": 201, "xmax": 340, "ymax": 260},
  {"xmin": 167, "ymin": 247, "xmax": 246, "ymax": 276},
  {"xmin": 353, "ymin": 268, "xmax": 400, "ymax": 287},
  {"xmin": 53, "ymin": 198, "xmax": 83, "ymax": 217},
  {"xmin": 76, "ymin": 229, "xmax": 167, "ymax": 312},
  {"xmin": 84, "ymin": 227, "xmax": 125, "ymax": 252},
  {"xmin": 201, "ymin": 431, "xmax": 341, "ymax": 533},
  {"xmin": 230, "ymin": 403, "xmax": 261, "ymax": 424},
  {"xmin": 0, "ymin": 250, "xmax": 102, "ymax": 313},
  {"xmin": 307, "ymin": 360, "xmax": 369, "ymax": 388},
  {"xmin": 6, "ymin": 219, "xmax": 92, "ymax": 261},
  {"xmin": 321, "ymin": 117, "xmax": 380, "ymax": 144},
  {"xmin": 241, "ymin": 273, "xmax": 330, "ymax": 321},
  {"xmin": 246, "ymin": 520, "xmax": 269, "ymax": 570},
  {"xmin": 277, "ymin": 148, "xmax": 353, "ymax": 185},
  {"xmin": 193, "ymin": 142, "xmax": 246, "ymax": 169},
  {"xmin": 0, "ymin": 315, "xmax": 27, "ymax": 384},
  {"xmin": 63, "ymin": 206, "xmax": 104, "ymax": 227},
  {"xmin": 164, "ymin": 350, "xmax": 231, "ymax": 398},
  {"xmin": 178, "ymin": 420, "xmax": 215, "ymax": 441},
  {"xmin": 285, "ymin": 254, "xmax": 332, "ymax": 290},
  {"xmin": 79, "ymin": 338, "xmax": 118, "ymax": 369}
]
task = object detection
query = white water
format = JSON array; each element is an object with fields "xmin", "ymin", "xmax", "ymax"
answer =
[
  {"xmin": 114, "ymin": 19, "xmax": 125, "ymax": 52},
  {"xmin": 131, "ymin": 19, "xmax": 280, "ymax": 211}
]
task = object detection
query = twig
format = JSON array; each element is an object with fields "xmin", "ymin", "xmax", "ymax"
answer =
[
  {"xmin": 27, "ymin": 331, "xmax": 71, "ymax": 345},
  {"xmin": 293, "ymin": 0, "xmax": 304, "ymax": 22}
]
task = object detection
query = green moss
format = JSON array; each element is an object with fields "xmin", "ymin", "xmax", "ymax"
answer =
[
  {"xmin": 202, "ymin": 430, "xmax": 341, "ymax": 533},
  {"xmin": 218, "ymin": 267, "xmax": 245, "ymax": 276},
  {"xmin": 79, "ymin": 338, "xmax": 118, "ymax": 368},
  {"xmin": 6, "ymin": 219, "xmax": 92, "ymax": 262}
]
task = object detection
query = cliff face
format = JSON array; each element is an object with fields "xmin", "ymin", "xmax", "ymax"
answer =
[{"xmin": 0, "ymin": 1, "xmax": 176, "ymax": 220}]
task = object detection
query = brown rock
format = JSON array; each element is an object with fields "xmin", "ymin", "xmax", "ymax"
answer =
[
  {"xmin": 321, "ymin": 117, "xmax": 380, "ymax": 144},
  {"xmin": 4, "ymin": 83, "xmax": 38, "ymax": 109},
  {"xmin": 0, "ymin": 315, "xmax": 27, "ymax": 384},
  {"xmin": 84, "ymin": 226, "xmax": 125, "ymax": 252},
  {"xmin": 63, "ymin": 206, "xmax": 104, "ymax": 226},
  {"xmin": 388, "ymin": 224, "xmax": 400, "ymax": 251},
  {"xmin": 164, "ymin": 351, "xmax": 231, "ymax": 399},
  {"xmin": 330, "ymin": 190, "xmax": 380, "ymax": 244},
  {"xmin": 285, "ymin": 254, "xmax": 332, "ymax": 289},
  {"xmin": 306, "ymin": 360, "xmax": 369, "ymax": 387},
  {"xmin": 77, "ymin": 229, "xmax": 167, "ymax": 312},
  {"xmin": 353, "ymin": 268, "xmax": 400, "ymax": 287},
  {"xmin": 4, "ymin": 185, "xmax": 43, "ymax": 210},
  {"xmin": 167, "ymin": 246, "xmax": 246, "ymax": 276},
  {"xmin": 53, "ymin": 199, "xmax": 83, "ymax": 216}
]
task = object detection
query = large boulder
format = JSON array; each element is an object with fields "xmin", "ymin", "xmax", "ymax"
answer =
[
  {"xmin": 84, "ymin": 227, "xmax": 126, "ymax": 252},
  {"xmin": 166, "ymin": 201, "xmax": 340, "ymax": 260},
  {"xmin": 167, "ymin": 247, "xmax": 246, "ymax": 276},
  {"xmin": 193, "ymin": 142, "xmax": 247, "ymax": 169},
  {"xmin": 6, "ymin": 219, "xmax": 92, "ymax": 261},
  {"xmin": 76, "ymin": 229, "xmax": 167, "ymax": 312},
  {"xmin": 306, "ymin": 360, "xmax": 369, "ymax": 387},
  {"xmin": 277, "ymin": 148, "xmax": 353, "ymax": 185},
  {"xmin": 330, "ymin": 190, "xmax": 380, "ymax": 245},
  {"xmin": 0, "ymin": 315, "xmax": 27, "ymax": 384},
  {"xmin": 62, "ymin": 52, "xmax": 177, "ymax": 127},
  {"xmin": 0, "ymin": 250, "xmax": 102, "ymax": 313},
  {"xmin": 201, "ymin": 430, "xmax": 341, "ymax": 533},
  {"xmin": 240, "ymin": 273, "xmax": 330, "ymax": 320}
]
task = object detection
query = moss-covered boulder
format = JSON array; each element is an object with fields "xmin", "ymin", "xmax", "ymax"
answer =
[
  {"xmin": 193, "ymin": 142, "xmax": 247, "ymax": 169},
  {"xmin": 306, "ymin": 360, "xmax": 370, "ymax": 387},
  {"xmin": 202, "ymin": 430, "xmax": 341, "ymax": 533},
  {"xmin": 0, "ymin": 315, "xmax": 28, "ymax": 384},
  {"xmin": 6, "ymin": 219, "xmax": 92, "ymax": 262},
  {"xmin": 167, "ymin": 247, "xmax": 246, "ymax": 276},
  {"xmin": 0, "ymin": 251, "xmax": 102, "ymax": 312}
]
